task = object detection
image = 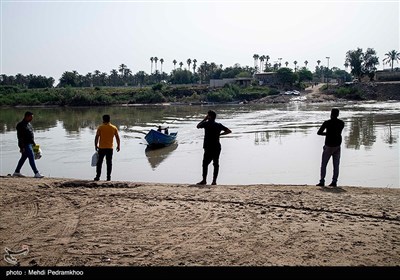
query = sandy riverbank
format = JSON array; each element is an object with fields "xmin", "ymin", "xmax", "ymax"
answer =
[
  {"xmin": 250, "ymin": 83, "xmax": 340, "ymax": 104},
  {"xmin": 0, "ymin": 176, "xmax": 399, "ymax": 267}
]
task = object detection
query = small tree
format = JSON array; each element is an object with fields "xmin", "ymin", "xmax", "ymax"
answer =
[
  {"xmin": 297, "ymin": 68, "xmax": 313, "ymax": 83},
  {"xmin": 276, "ymin": 67, "xmax": 296, "ymax": 87},
  {"xmin": 345, "ymin": 47, "xmax": 379, "ymax": 81},
  {"xmin": 363, "ymin": 48, "xmax": 379, "ymax": 81}
]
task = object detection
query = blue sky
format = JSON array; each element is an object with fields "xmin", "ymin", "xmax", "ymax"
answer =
[{"xmin": 1, "ymin": 0, "xmax": 399, "ymax": 82}]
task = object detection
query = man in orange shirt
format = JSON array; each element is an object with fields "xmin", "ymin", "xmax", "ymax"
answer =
[{"xmin": 94, "ymin": 115, "xmax": 120, "ymax": 181}]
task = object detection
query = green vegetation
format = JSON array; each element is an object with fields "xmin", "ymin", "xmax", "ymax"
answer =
[
  {"xmin": 0, "ymin": 86, "xmax": 127, "ymax": 106},
  {"xmin": 383, "ymin": 50, "xmax": 400, "ymax": 71},
  {"xmin": 0, "ymin": 84, "xmax": 279, "ymax": 106},
  {"xmin": 345, "ymin": 48, "xmax": 380, "ymax": 81},
  {"xmin": 333, "ymin": 86, "xmax": 363, "ymax": 100},
  {"xmin": 1, "ymin": 47, "xmax": 397, "ymax": 105}
]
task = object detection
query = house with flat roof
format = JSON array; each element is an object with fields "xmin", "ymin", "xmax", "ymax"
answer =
[
  {"xmin": 209, "ymin": 77, "xmax": 253, "ymax": 88},
  {"xmin": 254, "ymin": 72, "xmax": 278, "ymax": 86},
  {"xmin": 375, "ymin": 69, "xmax": 400, "ymax": 82}
]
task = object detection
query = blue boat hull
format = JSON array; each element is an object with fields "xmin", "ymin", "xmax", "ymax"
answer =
[{"xmin": 145, "ymin": 129, "xmax": 177, "ymax": 147}]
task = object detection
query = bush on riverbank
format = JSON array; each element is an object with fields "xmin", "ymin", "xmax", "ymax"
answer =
[
  {"xmin": 334, "ymin": 86, "xmax": 363, "ymax": 100},
  {"xmin": 0, "ymin": 84, "xmax": 278, "ymax": 106},
  {"xmin": 330, "ymin": 83, "xmax": 400, "ymax": 101}
]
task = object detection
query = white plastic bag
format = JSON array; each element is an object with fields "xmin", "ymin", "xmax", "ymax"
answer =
[{"xmin": 91, "ymin": 152, "xmax": 99, "ymax": 167}]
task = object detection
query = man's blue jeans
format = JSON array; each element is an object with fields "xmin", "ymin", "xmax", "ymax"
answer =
[{"xmin": 15, "ymin": 144, "xmax": 38, "ymax": 174}]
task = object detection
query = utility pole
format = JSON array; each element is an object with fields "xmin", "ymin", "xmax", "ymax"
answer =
[{"xmin": 326, "ymin": 57, "xmax": 330, "ymax": 89}]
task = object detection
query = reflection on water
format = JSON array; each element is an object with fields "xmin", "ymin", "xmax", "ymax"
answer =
[
  {"xmin": 0, "ymin": 102, "xmax": 399, "ymax": 187},
  {"xmin": 145, "ymin": 143, "xmax": 178, "ymax": 170},
  {"xmin": 255, "ymin": 130, "xmax": 296, "ymax": 145},
  {"xmin": 346, "ymin": 116, "xmax": 377, "ymax": 150},
  {"xmin": 345, "ymin": 114, "xmax": 398, "ymax": 150},
  {"xmin": 383, "ymin": 124, "xmax": 396, "ymax": 145},
  {"xmin": 255, "ymin": 132, "xmax": 270, "ymax": 145}
]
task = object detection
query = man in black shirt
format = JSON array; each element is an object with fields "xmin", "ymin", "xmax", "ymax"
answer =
[
  {"xmin": 13, "ymin": 111, "xmax": 44, "ymax": 178},
  {"xmin": 197, "ymin": 110, "xmax": 231, "ymax": 185},
  {"xmin": 316, "ymin": 108, "xmax": 345, "ymax": 187}
]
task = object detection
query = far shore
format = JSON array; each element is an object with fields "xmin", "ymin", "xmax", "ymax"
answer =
[
  {"xmin": 2, "ymin": 81, "xmax": 400, "ymax": 108},
  {"xmin": 1, "ymin": 176, "xmax": 399, "ymax": 267}
]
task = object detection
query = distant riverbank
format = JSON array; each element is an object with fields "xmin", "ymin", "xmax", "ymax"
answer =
[{"xmin": 1, "ymin": 82, "xmax": 399, "ymax": 107}]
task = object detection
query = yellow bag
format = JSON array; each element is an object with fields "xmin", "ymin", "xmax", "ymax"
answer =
[{"xmin": 33, "ymin": 145, "xmax": 42, "ymax": 160}]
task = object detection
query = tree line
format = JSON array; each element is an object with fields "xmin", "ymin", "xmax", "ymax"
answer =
[{"xmin": 1, "ymin": 48, "xmax": 399, "ymax": 89}]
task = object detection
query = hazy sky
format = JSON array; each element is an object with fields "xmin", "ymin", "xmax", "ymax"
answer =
[{"xmin": 1, "ymin": 0, "xmax": 399, "ymax": 82}]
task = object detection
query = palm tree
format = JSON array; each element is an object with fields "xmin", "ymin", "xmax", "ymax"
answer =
[
  {"xmin": 293, "ymin": 61, "xmax": 298, "ymax": 72},
  {"xmin": 265, "ymin": 55, "xmax": 270, "ymax": 71},
  {"xmin": 192, "ymin": 59, "xmax": 197, "ymax": 73},
  {"xmin": 135, "ymin": 71, "xmax": 147, "ymax": 87},
  {"xmin": 304, "ymin": 60, "xmax": 308, "ymax": 68},
  {"xmin": 109, "ymin": 69, "xmax": 119, "ymax": 86},
  {"xmin": 150, "ymin": 57, "xmax": 154, "ymax": 74},
  {"xmin": 179, "ymin": 62, "xmax": 183, "ymax": 69},
  {"xmin": 119, "ymin": 64, "xmax": 127, "ymax": 77},
  {"xmin": 84, "ymin": 72, "xmax": 93, "ymax": 87},
  {"xmin": 253, "ymin": 54, "xmax": 259, "ymax": 72},
  {"xmin": 173, "ymin": 59, "xmax": 177, "ymax": 70},
  {"xmin": 125, "ymin": 69, "xmax": 132, "ymax": 85},
  {"xmin": 187, "ymin": 59, "xmax": 192, "ymax": 71},
  {"xmin": 124, "ymin": 68, "xmax": 132, "ymax": 76},
  {"xmin": 317, "ymin": 60, "xmax": 321, "ymax": 66},
  {"xmin": 259, "ymin": 55, "xmax": 265, "ymax": 72},
  {"xmin": 99, "ymin": 72, "xmax": 107, "ymax": 86},
  {"xmin": 285, "ymin": 61, "xmax": 289, "ymax": 67},
  {"xmin": 154, "ymin": 57, "xmax": 158, "ymax": 72},
  {"xmin": 383, "ymin": 50, "xmax": 400, "ymax": 71},
  {"xmin": 160, "ymin": 58, "xmax": 164, "ymax": 73}
]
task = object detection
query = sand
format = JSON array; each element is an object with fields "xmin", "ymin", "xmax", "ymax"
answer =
[{"xmin": 0, "ymin": 176, "xmax": 400, "ymax": 267}]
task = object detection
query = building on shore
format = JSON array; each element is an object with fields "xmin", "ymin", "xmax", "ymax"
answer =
[
  {"xmin": 209, "ymin": 78, "xmax": 253, "ymax": 88},
  {"xmin": 375, "ymin": 69, "xmax": 400, "ymax": 82},
  {"xmin": 253, "ymin": 72, "xmax": 278, "ymax": 86}
]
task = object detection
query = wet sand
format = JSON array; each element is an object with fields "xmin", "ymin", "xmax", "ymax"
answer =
[{"xmin": 0, "ymin": 176, "xmax": 400, "ymax": 267}]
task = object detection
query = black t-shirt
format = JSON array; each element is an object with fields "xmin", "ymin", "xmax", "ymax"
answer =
[
  {"xmin": 318, "ymin": 118, "xmax": 345, "ymax": 147},
  {"xmin": 198, "ymin": 120, "xmax": 228, "ymax": 149}
]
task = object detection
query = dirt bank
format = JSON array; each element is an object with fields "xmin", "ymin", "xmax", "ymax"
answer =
[{"xmin": 1, "ymin": 176, "xmax": 399, "ymax": 267}]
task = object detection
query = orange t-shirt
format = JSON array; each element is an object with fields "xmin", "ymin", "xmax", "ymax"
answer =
[{"xmin": 96, "ymin": 123, "xmax": 119, "ymax": 149}]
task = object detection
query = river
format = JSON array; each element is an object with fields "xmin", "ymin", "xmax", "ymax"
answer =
[{"xmin": 0, "ymin": 101, "xmax": 399, "ymax": 188}]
